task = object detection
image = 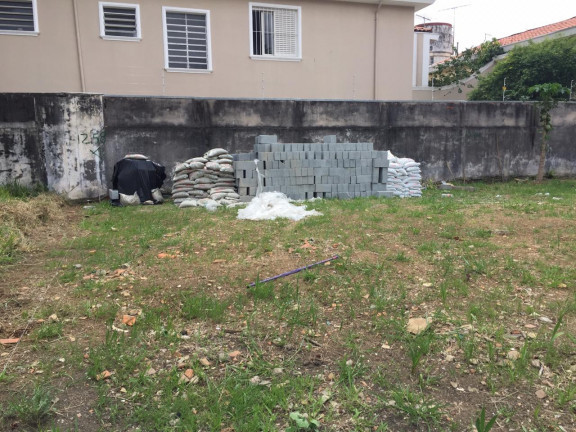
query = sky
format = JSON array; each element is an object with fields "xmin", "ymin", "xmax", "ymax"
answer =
[{"xmin": 414, "ymin": 0, "xmax": 576, "ymax": 50}]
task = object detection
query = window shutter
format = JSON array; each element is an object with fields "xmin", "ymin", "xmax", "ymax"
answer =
[
  {"xmin": 166, "ymin": 11, "xmax": 208, "ymax": 70},
  {"xmin": 103, "ymin": 6, "xmax": 137, "ymax": 38},
  {"xmin": 273, "ymin": 8, "xmax": 297, "ymax": 57},
  {"xmin": 0, "ymin": 0, "xmax": 35, "ymax": 32}
]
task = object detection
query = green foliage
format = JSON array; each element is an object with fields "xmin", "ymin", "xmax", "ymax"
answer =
[
  {"xmin": 430, "ymin": 39, "xmax": 504, "ymax": 88},
  {"xmin": 474, "ymin": 406, "xmax": 498, "ymax": 432},
  {"xmin": 469, "ymin": 35, "xmax": 576, "ymax": 100},
  {"xmin": 528, "ymin": 83, "xmax": 569, "ymax": 182},
  {"xmin": 0, "ymin": 181, "xmax": 47, "ymax": 199},
  {"xmin": 529, "ymin": 83, "xmax": 569, "ymax": 134},
  {"xmin": 287, "ymin": 412, "xmax": 319, "ymax": 431},
  {"xmin": 0, "ymin": 225, "xmax": 23, "ymax": 264},
  {"xmin": 4, "ymin": 384, "xmax": 56, "ymax": 427}
]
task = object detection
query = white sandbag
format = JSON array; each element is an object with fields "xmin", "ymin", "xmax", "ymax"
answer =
[
  {"xmin": 124, "ymin": 153, "xmax": 148, "ymax": 160},
  {"xmin": 173, "ymin": 179, "xmax": 194, "ymax": 186},
  {"xmin": 174, "ymin": 163, "xmax": 189, "ymax": 173},
  {"xmin": 205, "ymin": 161, "xmax": 221, "ymax": 171},
  {"xmin": 120, "ymin": 191, "xmax": 141, "ymax": 206},
  {"xmin": 204, "ymin": 148, "xmax": 228, "ymax": 159},
  {"xmin": 151, "ymin": 188, "xmax": 164, "ymax": 203},
  {"xmin": 188, "ymin": 162, "xmax": 205, "ymax": 170},
  {"xmin": 186, "ymin": 157, "xmax": 208, "ymax": 164},
  {"xmin": 173, "ymin": 173, "xmax": 189, "ymax": 182},
  {"xmin": 189, "ymin": 171, "xmax": 207, "ymax": 180},
  {"xmin": 172, "ymin": 191, "xmax": 190, "ymax": 199},
  {"xmin": 194, "ymin": 184, "xmax": 213, "ymax": 190},
  {"xmin": 194, "ymin": 177, "xmax": 215, "ymax": 184},
  {"xmin": 179, "ymin": 199, "xmax": 198, "ymax": 208}
]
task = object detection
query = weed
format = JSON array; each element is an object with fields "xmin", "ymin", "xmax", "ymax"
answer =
[
  {"xmin": 393, "ymin": 251, "xmax": 411, "ymax": 262},
  {"xmin": 287, "ymin": 412, "xmax": 319, "ymax": 431},
  {"xmin": 0, "ymin": 225, "xmax": 23, "ymax": 264},
  {"xmin": 338, "ymin": 357, "xmax": 367, "ymax": 388},
  {"xmin": 249, "ymin": 281, "xmax": 275, "ymax": 301},
  {"xmin": 0, "ymin": 181, "xmax": 47, "ymax": 198},
  {"xmin": 406, "ymin": 330, "xmax": 434, "ymax": 374},
  {"xmin": 4, "ymin": 383, "xmax": 56, "ymax": 427},
  {"xmin": 554, "ymin": 382, "xmax": 576, "ymax": 408},
  {"xmin": 31, "ymin": 322, "xmax": 63, "ymax": 341},
  {"xmin": 474, "ymin": 406, "xmax": 498, "ymax": 432},
  {"xmin": 181, "ymin": 293, "xmax": 229, "ymax": 322},
  {"xmin": 388, "ymin": 386, "xmax": 445, "ymax": 428}
]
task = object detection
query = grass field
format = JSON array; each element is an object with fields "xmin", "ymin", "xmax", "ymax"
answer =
[{"xmin": 1, "ymin": 180, "xmax": 575, "ymax": 431}]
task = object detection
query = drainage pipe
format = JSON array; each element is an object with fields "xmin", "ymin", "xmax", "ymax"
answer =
[
  {"xmin": 72, "ymin": 0, "xmax": 86, "ymax": 92},
  {"xmin": 373, "ymin": 0, "xmax": 383, "ymax": 100}
]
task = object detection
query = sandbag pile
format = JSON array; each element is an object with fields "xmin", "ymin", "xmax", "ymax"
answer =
[
  {"xmin": 171, "ymin": 148, "xmax": 240, "ymax": 209},
  {"xmin": 386, "ymin": 152, "xmax": 422, "ymax": 198}
]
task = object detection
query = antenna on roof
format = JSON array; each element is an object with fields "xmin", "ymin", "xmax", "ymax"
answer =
[
  {"xmin": 416, "ymin": 14, "xmax": 431, "ymax": 24},
  {"xmin": 439, "ymin": 4, "xmax": 471, "ymax": 53}
]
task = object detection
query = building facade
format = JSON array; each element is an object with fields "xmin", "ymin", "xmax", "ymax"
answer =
[{"xmin": 0, "ymin": 0, "xmax": 434, "ymax": 100}]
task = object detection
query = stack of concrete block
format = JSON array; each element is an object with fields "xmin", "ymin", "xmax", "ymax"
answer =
[{"xmin": 233, "ymin": 135, "xmax": 394, "ymax": 200}]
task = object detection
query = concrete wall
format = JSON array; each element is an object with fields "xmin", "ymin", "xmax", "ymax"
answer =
[
  {"xmin": 0, "ymin": 0, "xmax": 417, "ymax": 100},
  {"xmin": 102, "ymin": 97, "xmax": 576, "ymax": 184},
  {"xmin": 0, "ymin": 94, "xmax": 106, "ymax": 199},
  {"xmin": 2, "ymin": 94, "xmax": 575, "ymax": 199}
]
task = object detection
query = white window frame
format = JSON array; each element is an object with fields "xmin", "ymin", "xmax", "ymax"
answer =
[
  {"xmin": 0, "ymin": 0, "xmax": 39, "ymax": 36},
  {"xmin": 249, "ymin": 2, "xmax": 301, "ymax": 61},
  {"xmin": 162, "ymin": 6, "xmax": 212, "ymax": 73},
  {"xmin": 98, "ymin": 2, "xmax": 141, "ymax": 41}
]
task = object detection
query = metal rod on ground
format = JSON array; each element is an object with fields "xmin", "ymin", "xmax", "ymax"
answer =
[{"xmin": 247, "ymin": 255, "xmax": 341, "ymax": 288}]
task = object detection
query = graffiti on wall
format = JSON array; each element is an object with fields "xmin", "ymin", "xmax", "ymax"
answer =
[{"xmin": 78, "ymin": 127, "xmax": 106, "ymax": 155}]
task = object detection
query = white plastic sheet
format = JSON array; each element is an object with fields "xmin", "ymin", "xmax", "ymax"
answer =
[{"xmin": 237, "ymin": 191, "xmax": 322, "ymax": 221}]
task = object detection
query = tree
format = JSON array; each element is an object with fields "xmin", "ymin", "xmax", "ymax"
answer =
[
  {"xmin": 528, "ymin": 83, "xmax": 569, "ymax": 183},
  {"xmin": 468, "ymin": 35, "xmax": 576, "ymax": 101},
  {"xmin": 429, "ymin": 39, "xmax": 504, "ymax": 89},
  {"xmin": 468, "ymin": 36, "xmax": 574, "ymax": 183}
]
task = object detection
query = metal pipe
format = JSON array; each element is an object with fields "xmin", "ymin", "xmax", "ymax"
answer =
[
  {"xmin": 247, "ymin": 255, "xmax": 340, "ymax": 287},
  {"xmin": 373, "ymin": 1, "xmax": 383, "ymax": 100}
]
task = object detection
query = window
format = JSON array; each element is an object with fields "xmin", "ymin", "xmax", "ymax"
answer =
[
  {"xmin": 162, "ymin": 7, "xmax": 211, "ymax": 72},
  {"xmin": 99, "ymin": 2, "xmax": 141, "ymax": 40},
  {"xmin": 249, "ymin": 3, "xmax": 301, "ymax": 60},
  {"xmin": 0, "ymin": 0, "xmax": 38, "ymax": 35}
]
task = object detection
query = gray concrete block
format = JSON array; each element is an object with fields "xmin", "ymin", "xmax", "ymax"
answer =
[
  {"xmin": 239, "ymin": 178, "xmax": 258, "ymax": 187},
  {"xmin": 371, "ymin": 183, "xmax": 387, "ymax": 192},
  {"xmin": 270, "ymin": 143, "xmax": 283, "ymax": 152},
  {"xmin": 290, "ymin": 159, "xmax": 302, "ymax": 168},
  {"xmin": 254, "ymin": 143, "xmax": 270, "ymax": 153},
  {"xmin": 258, "ymin": 152, "xmax": 273, "ymax": 161},
  {"xmin": 360, "ymin": 151, "xmax": 372, "ymax": 159},
  {"xmin": 256, "ymin": 135, "xmax": 278, "ymax": 144},
  {"xmin": 234, "ymin": 160, "xmax": 257, "ymax": 170},
  {"xmin": 359, "ymin": 159, "xmax": 372, "ymax": 168},
  {"xmin": 324, "ymin": 135, "xmax": 337, "ymax": 144},
  {"xmin": 373, "ymin": 158, "xmax": 389, "ymax": 168},
  {"xmin": 315, "ymin": 184, "xmax": 332, "ymax": 193}
]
